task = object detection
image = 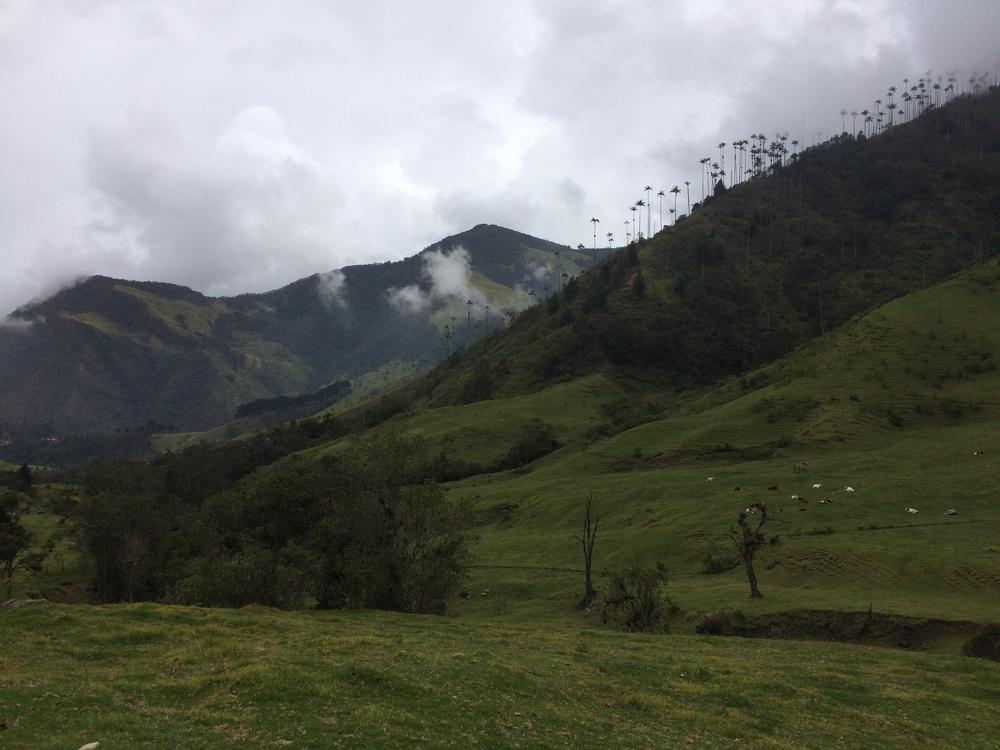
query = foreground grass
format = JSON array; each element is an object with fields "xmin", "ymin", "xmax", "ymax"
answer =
[{"xmin": 2, "ymin": 603, "xmax": 999, "ymax": 749}]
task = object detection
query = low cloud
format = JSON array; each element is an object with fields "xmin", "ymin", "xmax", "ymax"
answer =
[
  {"xmin": 0, "ymin": 315, "xmax": 38, "ymax": 332},
  {"xmin": 525, "ymin": 261, "xmax": 552, "ymax": 283},
  {"xmin": 316, "ymin": 269, "xmax": 347, "ymax": 309},
  {"xmin": 387, "ymin": 284, "xmax": 431, "ymax": 316},
  {"xmin": 388, "ymin": 246, "xmax": 486, "ymax": 316}
]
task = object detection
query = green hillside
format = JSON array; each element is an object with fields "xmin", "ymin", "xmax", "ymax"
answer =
[
  {"xmin": 208, "ymin": 259, "xmax": 1000, "ymax": 629},
  {"xmin": 2, "ymin": 603, "xmax": 999, "ymax": 749},
  {"xmin": 418, "ymin": 89, "xmax": 1000, "ymax": 407}
]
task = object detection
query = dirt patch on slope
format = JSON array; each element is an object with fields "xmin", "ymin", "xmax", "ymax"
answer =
[{"xmin": 695, "ymin": 608, "xmax": 1000, "ymax": 660}]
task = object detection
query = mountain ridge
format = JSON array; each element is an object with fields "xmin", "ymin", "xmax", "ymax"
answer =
[{"xmin": 0, "ymin": 224, "xmax": 582, "ymax": 436}]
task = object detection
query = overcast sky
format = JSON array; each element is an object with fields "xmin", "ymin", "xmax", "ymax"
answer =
[{"xmin": 1, "ymin": 0, "xmax": 998, "ymax": 314}]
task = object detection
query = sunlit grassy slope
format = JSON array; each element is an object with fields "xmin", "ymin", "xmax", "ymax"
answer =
[
  {"xmin": 2, "ymin": 603, "xmax": 999, "ymax": 749},
  {"xmin": 281, "ymin": 260, "xmax": 1000, "ymax": 628}
]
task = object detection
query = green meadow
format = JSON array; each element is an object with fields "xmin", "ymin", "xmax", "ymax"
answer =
[{"xmin": 2, "ymin": 603, "xmax": 999, "ymax": 749}]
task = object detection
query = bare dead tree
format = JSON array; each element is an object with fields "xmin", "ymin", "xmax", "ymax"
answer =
[
  {"xmin": 575, "ymin": 493, "xmax": 599, "ymax": 608},
  {"xmin": 730, "ymin": 502, "xmax": 771, "ymax": 599}
]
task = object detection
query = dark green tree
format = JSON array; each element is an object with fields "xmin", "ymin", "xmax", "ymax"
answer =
[
  {"xmin": 602, "ymin": 561, "xmax": 671, "ymax": 632},
  {"xmin": 0, "ymin": 509, "xmax": 40, "ymax": 599},
  {"xmin": 632, "ymin": 271, "xmax": 647, "ymax": 298}
]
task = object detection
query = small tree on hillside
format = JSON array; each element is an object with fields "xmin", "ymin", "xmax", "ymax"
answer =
[
  {"xmin": 0, "ymin": 509, "xmax": 42, "ymax": 599},
  {"xmin": 15, "ymin": 463, "xmax": 33, "ymax": 495},
  {"xmin": 730, "ymin": 502, "xmax": 772, "ymax": 599},
  {"xmin": 602, "ymin": 561, "xmax": 672, "ymax": 632},
  {"xmin": 631, "ymin": 271, "xmax": 646, "ymax": 298},
  {"xmin": 575, "ymin": 493, "xmax": 598, "ymax": 608}
]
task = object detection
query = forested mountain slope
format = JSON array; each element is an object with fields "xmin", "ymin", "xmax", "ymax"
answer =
[
  {"xmin": 421, "ymin": 89, "xmax": 1000, "ymax": 407},
  {"xmin": 0, "ymin": 225, "xmax": 579, "ymax": 435}
]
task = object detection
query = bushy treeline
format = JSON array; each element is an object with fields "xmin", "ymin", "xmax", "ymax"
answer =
[
  {"xmin": 0, "ymin": 431, "xmax": 154, "ymax": 468},
  {"xmin": 69, "ymin": 428, "xmax": 471, "ymax": 613}
]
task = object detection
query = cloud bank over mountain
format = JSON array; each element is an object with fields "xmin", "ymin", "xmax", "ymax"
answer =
[{"xmin": 1, "ymin": 0, "xmax": 998, "ymax": 314}]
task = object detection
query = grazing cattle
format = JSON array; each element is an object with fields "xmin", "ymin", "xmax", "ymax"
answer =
[
  {"xmin": 734, "ymin": 486, "xmax": 741, "ymax": 491},
  {"xmin": 707, "ymin": 477, "xmax": 716, "ymax": 482},
  {"xmin": 78, "ymin": 744, "xmax": 100, "ymax": 750},
  {"xmin": 844, "ymin": 486, "xmax": 855, "ymax": 493},
  {"xmin": 973, "ymin": 450, "xmax": 985, "ymax": 456},
  {"xmin": 945, "ymin": 509, "xmax": 958, "ymax": 516},
  {"xmin": 767, "ymin": 485, "xmax": 778, "ymax": 491},
  {"xmin": 812, "ymin": 483, "xmax": 822, "ymax": 489},
  {"xmin": 906, "ymin": 507, "xmax": 919, "ymax": 514},
  {"xmin": 819, "ymin": 498, "xmax": 832, "ymax": 505}
]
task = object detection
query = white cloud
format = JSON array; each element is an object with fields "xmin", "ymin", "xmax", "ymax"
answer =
[
  {"xmin": 388, "ymin": 246, "xmax": 486, "ymax": 316},
  {"xmin": 316, "ymin": 269, "xmax": 347, "ymax": 310}
]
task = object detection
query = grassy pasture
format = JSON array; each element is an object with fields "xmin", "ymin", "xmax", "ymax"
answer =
[{"xmin": 2, "ymin": 603, "xmax": 999, "ymax": 749}]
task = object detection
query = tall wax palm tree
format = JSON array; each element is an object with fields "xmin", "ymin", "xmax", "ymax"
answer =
[
  {"xmin": 851, "ymin": 111, "xmax": 858, "ymax": 136},
  {"xmin": 630, "ymin": 206, "xmax": 638, "ymax": 241},
  {"xmin": 466, "ymin": 299, "xmax": 473, "ymax": 345},
  {"xmin": 670, "ymin": 185, "xmax": 681, "ymax": 224},
  {"xmin": 644, "ymin": 186, "xmax": 653, "ymax": 237},
  {"xmin": 624, "ymin": 220, "xmax": 630, "ymax": 244},
  {"xmin": 700, "ymin": 157, "xmax": 711, "ymax": 200},
  {"xmin": 656, "ymin": 190, "xmax": 665, "ymax": 231},
  {"xmin": 607, "ymin": 231, "xmax": 614, "ymax": 249},
  {"xmin": 860, "ymin": 109, "xmax": 869, "ymax": 136},
  {"xmin": 635, "ymin": 200, "xmax": 646, "ymax": 239},
  {"xmin": 718, "ymin": 142, "xmax": 727, "ymax": 186},
  {"xmin": 684, "ymin": 180, "xmax": 691, "ymax": 215},
  {"xmin": 590, "ymin": 217, "xmax": 600, "ymax": 257},
  {"xmin": 840, "ymin": 109, "xmax": 847, "ymax": 134}
]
